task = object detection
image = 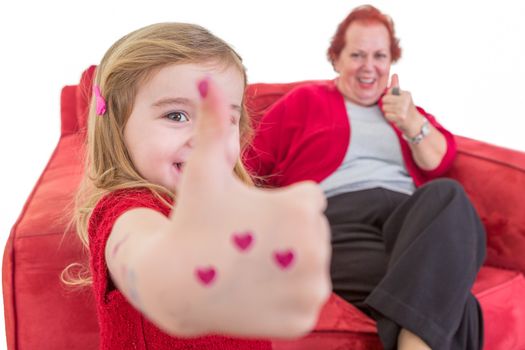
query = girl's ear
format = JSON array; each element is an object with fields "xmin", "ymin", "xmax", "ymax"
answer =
[{"xmin": 226, "ymin": 135, "xmax": 240, "ymax": 170}]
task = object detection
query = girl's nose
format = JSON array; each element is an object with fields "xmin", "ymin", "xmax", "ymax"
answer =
[
  {"xmin": 186, "ymin": 135, "xmax": 195, "ymax": 148},
  {"xmin": 180, "ymin": 129, "xmax": 195, "ymax": 149}
]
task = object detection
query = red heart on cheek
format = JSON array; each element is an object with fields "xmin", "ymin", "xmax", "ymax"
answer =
[
  {"xmin": 195, "ymin": 267, "xmax": 217, "ymax": 286},
  {"xmin": 232, "ymin": 232, "xmax": 254, "ymax": 251},
  {"xmin": 273, "ymin": 250, "xmax": 295, "ymax": 269}
]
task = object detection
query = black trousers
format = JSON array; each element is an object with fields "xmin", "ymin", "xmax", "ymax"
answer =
[{"xmin": 326, "ymin": 179, "xmax": 485, "ymax": 350}]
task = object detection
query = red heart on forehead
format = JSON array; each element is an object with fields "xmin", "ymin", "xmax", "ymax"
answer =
[
  {"xmin": 273, "ymin": 249, "xmax": 295, "ymax": 269},
  {"xmin": 232, "ymin": 231, "xmax": 254, "ymax": 251},
  {"xmin": 195, "ymin": 267, "xmax": 216, "ymax": 286}
]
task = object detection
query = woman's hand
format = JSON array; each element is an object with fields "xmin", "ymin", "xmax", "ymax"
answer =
[
  {"xmin": 139, "ymin": 78, "xmax": 331, "ymax": 339},
  {"xmin": 381, "ymin": 74, "xmax": 426, "ymax": 136},
  {"xmin": 380, "ymin": 73, "xmax": 448, "ymax": 170}
]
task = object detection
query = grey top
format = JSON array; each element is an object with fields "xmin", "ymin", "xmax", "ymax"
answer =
[{"xmin": 320, "ymin": 100, "xmax": 415, "ymax": 198}]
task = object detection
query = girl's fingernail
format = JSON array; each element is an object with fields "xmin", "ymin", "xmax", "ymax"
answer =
[{"xmin": 198, "ymin": 79, "xmax": 209, "ymax": 98}]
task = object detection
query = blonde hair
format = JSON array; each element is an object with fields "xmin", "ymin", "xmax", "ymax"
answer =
[{"xmin": 62, "ymin": 22, "xmax": 254, "ymax": 286}]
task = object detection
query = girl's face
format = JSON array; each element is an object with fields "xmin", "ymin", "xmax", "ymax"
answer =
[
  {"xmin": 334, "ymin": 21, "xmax": 392, "ymax": 106},
  {"xmin": 124, "ymin": 62, "xmax": 244, "ymax": 191}
]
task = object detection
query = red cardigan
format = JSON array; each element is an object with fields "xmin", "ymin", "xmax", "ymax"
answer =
[
  {"xmin": 88, "ymin": 189, "xmax": 271, "ymax": 350},
  {"xmin": 245, "ymin": 80, "xmax": 456, "ymax": 187}
]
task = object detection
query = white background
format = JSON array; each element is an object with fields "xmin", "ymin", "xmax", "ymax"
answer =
[{"xmin": 1, "ymin": 0, "xmax": 524, "ymax": 347}]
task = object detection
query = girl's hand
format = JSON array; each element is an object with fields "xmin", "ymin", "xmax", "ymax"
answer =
[{"xmin": 143, "ymin": 78, "xmax": 331, "ymax": 339}]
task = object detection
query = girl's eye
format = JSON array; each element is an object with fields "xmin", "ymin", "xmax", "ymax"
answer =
[{"xmin": 165, "ymin": 111, "xmax": 189, "ymax": 122}]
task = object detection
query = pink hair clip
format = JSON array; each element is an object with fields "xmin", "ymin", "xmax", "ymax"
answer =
[{"xmin": 93, "ymin": 85, "xmax": 107, "ymax": 116}]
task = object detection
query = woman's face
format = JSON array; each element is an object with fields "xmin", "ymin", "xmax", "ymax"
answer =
[{"xmin": 334, "ymin": 21, "xmax": 392, "ymax": 106}]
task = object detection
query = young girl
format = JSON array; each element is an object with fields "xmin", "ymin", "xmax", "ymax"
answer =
[{"xmin": 70, "ymin": 22, "xmax": 331, "ymax": 349}]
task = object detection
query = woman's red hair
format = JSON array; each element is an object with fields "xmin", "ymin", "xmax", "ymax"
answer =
[{"xmin": 327, "ymin": 5, "xmax": 402, "ymax": 66}]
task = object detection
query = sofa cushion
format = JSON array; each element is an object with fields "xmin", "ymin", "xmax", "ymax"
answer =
[
  {"xmin": 272, "ymin": 265, "xmax": 525, "ymax": 349},
  {"xmin": 473, "ymin": 266, "xmax": 525, "ymax": 349}
]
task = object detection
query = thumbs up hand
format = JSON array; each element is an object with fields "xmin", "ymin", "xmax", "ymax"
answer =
[
  {"xmin": 166, "ymin": 77, "xmax": 332, "ymax": 338},
  {"xmin": 381, "ymin": 73, "xmax": 425, "ymax": 135}
]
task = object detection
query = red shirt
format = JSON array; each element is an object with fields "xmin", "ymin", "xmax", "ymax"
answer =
[
  {"xmin": 244, "ymin": 81, "xmax": 456, "ymax": 187},
  {"xmin": 89, "ymin": 189, "xmax": 271, "ymax": 349}
]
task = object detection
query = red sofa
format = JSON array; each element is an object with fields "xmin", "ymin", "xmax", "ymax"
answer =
[{"xmin": 3, "ymin": 66, "xmax": 525, "ymax": 349}]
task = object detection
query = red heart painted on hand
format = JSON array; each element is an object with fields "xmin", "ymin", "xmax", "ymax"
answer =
[
  {"xmin": 195, "ymin": 267, "xmax": 216, "ymax": 286},
  {"xmin": 232, "ymin": 231, "xmax": 254, "ymax": 251},
  {"xmin": 273, "ymin": 250, "xmax": 295, "ymax": 269}
]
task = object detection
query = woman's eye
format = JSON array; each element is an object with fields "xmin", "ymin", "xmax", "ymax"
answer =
[
  {"xmin": 375, "ymin": 53, "xmax": 387, "ymax": 59},
  {"xmin": 165, "ymin": 111, "xmax": 189, "ymax": 122},
  {"xmin": 350, "ymin": 53, "xmax": 360, "ymax": 58}
]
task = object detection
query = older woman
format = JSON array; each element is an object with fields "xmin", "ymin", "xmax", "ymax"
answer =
[{"xmin": 246, "ymin": 5, "xmax": 485, "ymax": 350}]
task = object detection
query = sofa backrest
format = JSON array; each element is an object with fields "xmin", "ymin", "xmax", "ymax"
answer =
[{"xmin": 69, "ymin": 66, "xmax": 525, "ymax": 276}]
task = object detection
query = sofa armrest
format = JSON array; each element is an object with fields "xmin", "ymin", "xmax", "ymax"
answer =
[
  {"xmin": 448, "ymin": 136, "xmax": 525, "ymax": 274},
  {"xmin": 60, "ymin": 65, "xmax": 96, "ymax": 136},
  {"xmin": 60, "ymin": 85, "xmax": 78, "ymax": 136}
]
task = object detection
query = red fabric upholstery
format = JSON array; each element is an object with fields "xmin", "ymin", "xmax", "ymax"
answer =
[{"xmin": 3, "ymin": 67, "xmax": 525, "ymax": 349}]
